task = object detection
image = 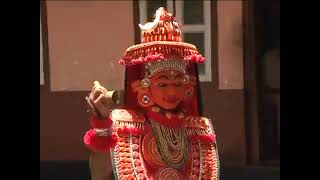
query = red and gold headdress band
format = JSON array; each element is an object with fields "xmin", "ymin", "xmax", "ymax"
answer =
[
  {"xmin": 118, "ymin": 7, "xmax": 205, "ymax": 68},
  {"xmin": 145, "ymin": 59, "xmax": 187, "ymax": 77}
]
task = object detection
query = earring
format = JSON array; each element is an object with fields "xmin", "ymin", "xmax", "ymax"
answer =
[
  {"xmin": 142, "ymin": 95, "xmax": 150, "ymax": 103},
  {"xmin": 137, "ymin": 91, "xmax": 154, "ymax": 107},
  {"xmin": 183, "ymin": 87, "xmax": 194, "ymax": 101},
  {"xmin": 140, "ymin": 78, "xmax": 150, "ymax": 88}
]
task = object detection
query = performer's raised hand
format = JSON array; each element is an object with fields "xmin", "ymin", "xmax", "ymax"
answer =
[{"xmin": 86, "ymin": 81, "xmax": 114, "ymax": 119}]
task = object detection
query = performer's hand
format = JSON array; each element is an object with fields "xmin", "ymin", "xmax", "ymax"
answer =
[{"xmin": 86, "ymin": 81, "xmax": 114, "ymax": 119}]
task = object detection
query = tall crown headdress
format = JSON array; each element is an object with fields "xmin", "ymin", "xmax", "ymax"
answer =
[{"xmin": 119, "ymin": 7, "xmax": 205, "ymax": 76}]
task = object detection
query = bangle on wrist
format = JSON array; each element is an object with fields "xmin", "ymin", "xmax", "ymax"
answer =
[{"xmin": 93, "ymin": 128, "xmax": 112, "ymax": 136}]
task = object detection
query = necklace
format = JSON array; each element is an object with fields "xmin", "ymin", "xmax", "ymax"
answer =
[
  {"xmin": 146, "ymin": 106, "xmax": 185, "ymax": 128},
  {"xmin": 149, "ymin": 119, "xmax": 188, "ymax": 169}
]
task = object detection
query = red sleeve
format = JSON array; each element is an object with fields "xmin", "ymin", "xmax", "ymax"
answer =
[
  {"xmin": 83, "ymin": 129, "xmax": 118, "ymax": 152},
  {"xmin": 89, "ymin": 115, "xmax": 113, "ymax": 128},
  {"xmin": 83, "ymin": 116, "xmax": 117, "ymax": 152}
]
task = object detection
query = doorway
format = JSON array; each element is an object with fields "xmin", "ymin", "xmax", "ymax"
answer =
[
  {"xmin": 244, "ymin": 0, "xmax": 280, "ymax": 164},
  {"xmin": 254, "ymin": 0, "xmax": 280, "ymax": 163}
]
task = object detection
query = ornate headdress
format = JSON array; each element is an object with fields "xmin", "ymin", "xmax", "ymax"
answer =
[
  {"xmin": 119, "ymin": 7, "xmax": 205, "ymax": 77},
  {"xmin": 119, "ymin": 7, "xmax": 204, "ymax": 115}
]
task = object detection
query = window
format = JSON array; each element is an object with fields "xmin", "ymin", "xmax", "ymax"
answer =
[
  {"xmin": 40, "ymin": 11, "xmax": 44, "ymax": 85},
  {"xmin": 139, "ymin": 0, "xmax": 212, "ymax": 82}
]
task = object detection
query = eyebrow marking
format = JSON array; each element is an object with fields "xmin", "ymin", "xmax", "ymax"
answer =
[
  {"xmin": 158, "ymin": 75, "xmax": 169, "ymax": 80},
  {"xmin": 174, "ymin": 74, "xmax": 184, "ymax": 80}
]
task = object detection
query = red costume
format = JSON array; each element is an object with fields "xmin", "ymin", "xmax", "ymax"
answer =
[{"xmin": 84, "ymin": 7, "xmax": 219, "ymax": 180}]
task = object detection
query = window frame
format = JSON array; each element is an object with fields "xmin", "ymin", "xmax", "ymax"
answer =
[{"xmin": 40, "ymin": 11, "xmax": 44, "ymax": 85}]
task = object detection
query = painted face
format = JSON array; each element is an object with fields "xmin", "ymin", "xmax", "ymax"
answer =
[{"xmin": 149, "ymin": 70, "xmax": 187, "ymax": 110}]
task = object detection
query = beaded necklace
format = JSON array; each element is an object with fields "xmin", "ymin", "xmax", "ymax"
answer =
[{"xmin": 147, "ymin": 106, "xmax": 189, "ymax": 169}]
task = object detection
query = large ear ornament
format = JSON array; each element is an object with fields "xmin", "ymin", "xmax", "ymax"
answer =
[
  {"xmin": 183, "ymin": 86, "xmax": 194, "ymax": 102},
  {"xmin": 137, "ymin": 89, "xmax": 155, "ymax": 108},
  {"xmin": 131, "ymin": 79, "xmax": 154, "ymax": 108}
]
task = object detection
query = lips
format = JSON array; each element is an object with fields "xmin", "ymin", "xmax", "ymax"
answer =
[{"xmin": 164, "ymin": 96, "xmax": 179, "ymax": 103}]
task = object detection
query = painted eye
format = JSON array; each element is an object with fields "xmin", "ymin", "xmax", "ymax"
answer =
[
  {"xmin": 174, "ymin": 82, "xmax": 182, "ymax": 87},
  {"xmin": 158, "ymin": 83, "xmax": 167, "ymax": 87}
]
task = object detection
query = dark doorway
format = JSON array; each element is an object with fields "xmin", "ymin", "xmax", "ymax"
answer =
[{"xmin": 254, "ymin": 0, "xmax": 280, "ymax": 163}]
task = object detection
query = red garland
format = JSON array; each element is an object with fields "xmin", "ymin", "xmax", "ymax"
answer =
[
  {"xmin": 184, "ymin": 54, "xmax": 205, "ymax": 64},
  {"xmin": 117, "ymin": 127, "xmax": 142, "ymax": 136},
  {"xmin": 90, "ymin": 116, "xmax": 113, "ymax": 129},
  {"xmin": 83, "ymin": 129, "xmax": 118, "ymax": 152},
  {"xmin": 119, "ymin": 52, "xmax": 165, "ymax": 66},
  {"xmin": 144, "ymin": 52, "xmax": 165, "ymax": 63},
  {"xmin": 188, "ymin": 133, "xmax": 216, "ymax": 144},
  {"xmin": 119, "ymin": 52, "xmax": 205, "ymax": 66},
  {"xmin": 146, "ymin": 111, "xmax": 184, "ymax": 128}
]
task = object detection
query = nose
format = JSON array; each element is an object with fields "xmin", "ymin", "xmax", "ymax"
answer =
[
  {"xmin": 166, "ymin": 87, "xmax": 179, "ymax": 101},
  {"xmin": 166, "ymin": 86, "xmax": 178, "ymax": 96}
]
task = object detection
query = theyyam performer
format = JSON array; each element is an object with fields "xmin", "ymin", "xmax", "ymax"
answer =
[{"xmin": 84, "ymin": 7, "xmax": 220, "ymax": 180}]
